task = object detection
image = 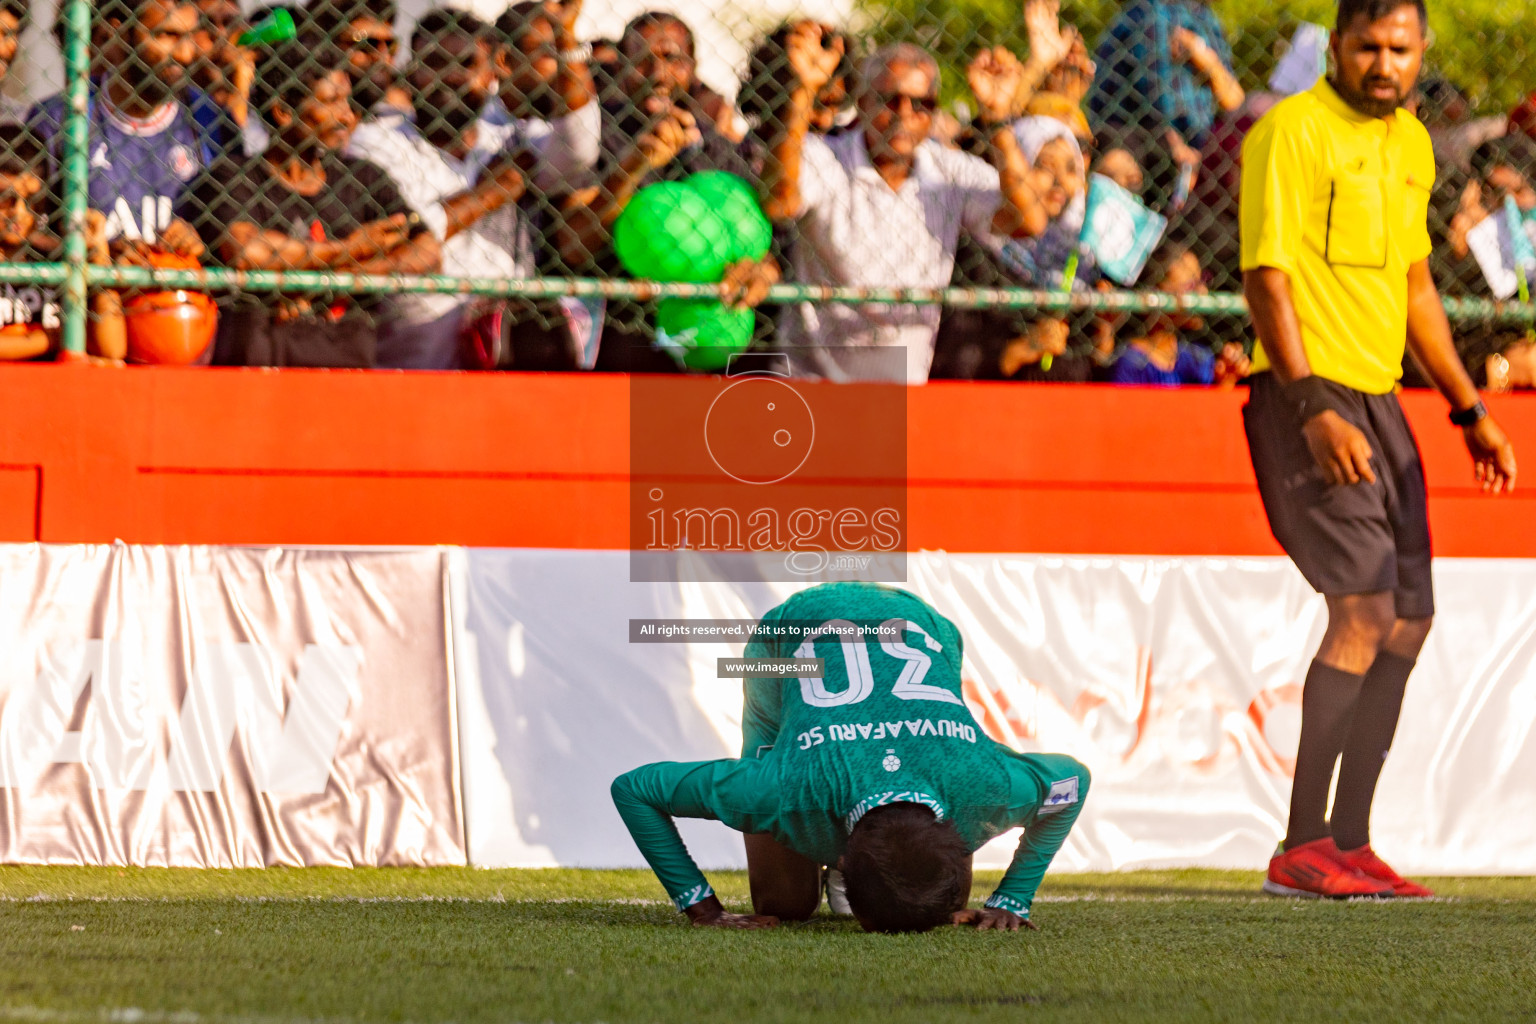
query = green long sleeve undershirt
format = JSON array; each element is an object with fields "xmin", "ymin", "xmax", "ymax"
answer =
[
  {"xmin": 611, "ymin": 752, "xmax": 1089, "ymax": 917},
  {"xmin": 613, "ymin": 581, "xmax": 1090, "ymax": 920}
]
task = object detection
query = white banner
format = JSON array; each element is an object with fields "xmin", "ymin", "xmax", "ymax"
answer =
[
  {"xmin": 459, "ymin": 550, "xmax": 1536, "ymax": 875},
  {"xmin": 0, "ymin": 544, "xmax": 465, "ymax": 867}
]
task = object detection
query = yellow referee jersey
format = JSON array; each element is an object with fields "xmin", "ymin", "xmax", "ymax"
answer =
[{"xmin": 1240, "ymin": 78, "xmax": 1436, "ymax": 394}]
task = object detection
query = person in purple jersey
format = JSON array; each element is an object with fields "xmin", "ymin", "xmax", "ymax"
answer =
[{"xmin": 29, "ymin": 0, "xmax": 208, "ymax": 261}]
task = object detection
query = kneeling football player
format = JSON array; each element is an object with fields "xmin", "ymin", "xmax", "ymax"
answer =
[{"xmin": 611, "ymin": 582, "xmax": 1090, "ymax": 932}]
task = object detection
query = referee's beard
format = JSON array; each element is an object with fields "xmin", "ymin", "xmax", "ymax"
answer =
[{"xmin": 1329, "ymin": 74, "xmax": 1409, "ymax": 120}]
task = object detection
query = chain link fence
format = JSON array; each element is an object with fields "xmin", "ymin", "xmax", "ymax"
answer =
[{"xmin": 0, "ymin": 0, "xmax": 1532, "ymax": 383}]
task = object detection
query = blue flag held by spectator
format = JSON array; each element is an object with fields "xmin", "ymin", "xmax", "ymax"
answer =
[
  {"xmin": 1505, "ymin": 195, "xmax": 1536, "ymax": 304},
  {"xmin": 1080, "ymin": 173, "xmax": 1167, "ymax": 286}
]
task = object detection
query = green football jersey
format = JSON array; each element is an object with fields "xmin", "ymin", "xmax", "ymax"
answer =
[{"xmin": 611, "ymin": 582, "xmax": 1090, "ymax": 918}]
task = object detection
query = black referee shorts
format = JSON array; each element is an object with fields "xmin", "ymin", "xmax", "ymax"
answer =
[{"xmin": 1242, "ymin": 372, "xmax": 1434, "ymax": 619}]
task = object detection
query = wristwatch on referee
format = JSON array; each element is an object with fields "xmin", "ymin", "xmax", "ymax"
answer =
[
  {"xmin": 1449, "ymin": 399, "xmax": 1488, "ymax": 428},
  {"xmin": 1283, "ymin": 374, "xmax": 1348, "ymax": 422}
]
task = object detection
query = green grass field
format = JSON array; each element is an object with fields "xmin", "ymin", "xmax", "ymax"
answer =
[{"xmin": 3, "ymin": 867, "xmax": 1535, "ymax": 1024}]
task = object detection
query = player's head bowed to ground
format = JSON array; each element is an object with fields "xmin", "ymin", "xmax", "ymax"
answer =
[
  {"xmin": 840, "ymin": 802, "xmax": 973, "ymax": 933},
  {"xmin": 611, "ymin": 581, "xmax": 1087, "ymax": 934}
]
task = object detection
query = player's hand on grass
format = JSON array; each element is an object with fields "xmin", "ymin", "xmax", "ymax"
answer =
[
  {"xmin": 684, "ymin": 895, "xmax": 780, "ymax": 929},
  {"xmin": 1464, "ymin": 416, "xmax": 1517, "ymax": 494},
  {"xmin": 949, "ymin": 908, "xmax": 1037, "ymax": 932},
  {"xmin": 1303, "ymin": 410, "xmax": 1376, "ymax": 487}
]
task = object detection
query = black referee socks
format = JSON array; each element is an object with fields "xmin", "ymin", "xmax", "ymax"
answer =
[
  {"xmin": 1331, "ymin": 651, "xmax": 1418, "ymax": 852},
  {"xmin": 1285, "ymin": 660, "xmax": 1366, "ymax": 851}
]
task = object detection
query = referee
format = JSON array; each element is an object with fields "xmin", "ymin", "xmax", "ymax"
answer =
[{"xmin": 1240, "ymin": 0, "xmax": 1516, "ymax": 899}]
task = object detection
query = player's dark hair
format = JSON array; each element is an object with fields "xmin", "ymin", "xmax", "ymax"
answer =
[
  {"xmin": 842, "ymin": 803, "xmax": 971, "ymax": 934},
  {"xmin": 252, "ymin": 38, "xmax": 348, "ymax": 127},
  {"xmin": 1335, "ymin": 0, "xmax": 1427, "ymax": 33}
]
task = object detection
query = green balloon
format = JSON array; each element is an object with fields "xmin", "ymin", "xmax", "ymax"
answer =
[
  {"xmin": 613, "ymin": 182, "xmax": 733, "ymax": 282},
  {"xmin": 687, "ymin": 171, "xmax": 773, "ymax": 263},
  {"xmin": 655, "ymin": 297, "xmax": 755, "ymax": 371}
]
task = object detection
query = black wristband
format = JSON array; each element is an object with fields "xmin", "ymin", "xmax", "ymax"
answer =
[
  {"xmin": 1282, "ymin": 374, "xmax": 1349, "ymax": 423},
  {"xmin": 1449, "ymin": 399, "xmax": 1488, "ymax": 428}
]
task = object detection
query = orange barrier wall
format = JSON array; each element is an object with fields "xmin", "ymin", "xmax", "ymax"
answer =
[{"xmin": 0, "ymin": 364, "xmax": 1531, "ymax": 555}]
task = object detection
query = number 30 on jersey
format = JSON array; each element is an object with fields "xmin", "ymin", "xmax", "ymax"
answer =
[{"xmin": 794, "ymin": 618, "xmax": 962, "ymax": 709}]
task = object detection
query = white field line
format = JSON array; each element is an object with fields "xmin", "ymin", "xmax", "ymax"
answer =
[
  {"xmin": 0, "ymin": 892, "xmax": 1474, "ymax": 905},
  {"xmin": 0, "ymin": 893, "xmax": 669, "ymax": 905},
  {"xmin": 0, "ymin": 1008, "xmax": 609, "ymax": 1024},
  {"xmin": 0, "ymin": 1008, "xmax": 332, "ymax": 1024}
]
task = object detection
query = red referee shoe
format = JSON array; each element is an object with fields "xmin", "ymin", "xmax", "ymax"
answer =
[
  {"xmin": 1334, "ymin": 844, "xmax": 1434, "ymax": 898},
  {"xmin": 1263, "ymin": 837, "xmax": 1394, "ymax": 899}
]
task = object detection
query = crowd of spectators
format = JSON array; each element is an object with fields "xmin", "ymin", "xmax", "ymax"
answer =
[{"xmin": 0, "ymin": 0, "xmax": 1530, "ymax": 388}]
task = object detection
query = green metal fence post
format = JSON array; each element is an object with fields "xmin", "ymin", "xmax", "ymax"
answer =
[{"xmin": 59, "ymin": 0, "xmax": 92, "ymax": 356}]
